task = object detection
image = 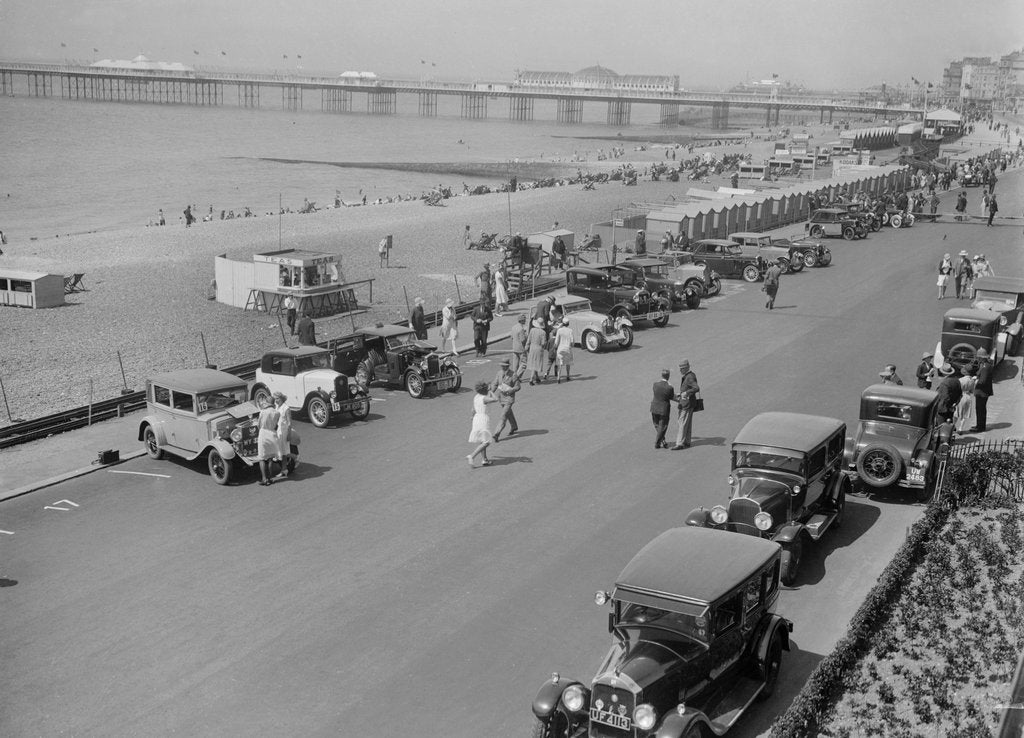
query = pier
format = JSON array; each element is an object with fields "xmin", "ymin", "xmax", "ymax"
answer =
[{"xmin": 0, "ymin": 61, "xmax": 913, "ymax": 129}]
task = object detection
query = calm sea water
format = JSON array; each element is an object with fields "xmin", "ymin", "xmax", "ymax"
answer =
[{"xmin": 0, "ymin": 93, "xmax": 708, "ymax": 240}]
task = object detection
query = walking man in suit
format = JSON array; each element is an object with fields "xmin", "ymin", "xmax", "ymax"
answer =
[
  {"xmin": 492, "ymin": 359, "xmax": 521, "ymax": 442},
  {"xmin": 650, "ymin": 369, "xmax": 675, "ymax": 449},
  {"xmin": 296, "ymin": 311, "xmax": 316, "ymax": 346},
  {"xmin": 970, "ymin": 348, "xmax": 994, "ymax": 432},
  {"xmin": 510, "ymin": 314, "xmax": 528, "ymax": 376}
]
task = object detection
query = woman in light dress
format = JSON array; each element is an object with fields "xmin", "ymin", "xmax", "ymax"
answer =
[
  {"xmin": 256, "ymin": 396, "xmax": 280, "ymax": 486},
  {"xmin": 525, "ymin": 318, "xmax": 548, "ymax": 386},
  {"xmin": 273, "ymin": 392, "xmax": 295, "ymax": 477},
  {"xmin": 955, "ymin": 367, "xmax": 977, "ymax": 433},
  {"xmin": 467, "ymin": 381, "xmax": 499, "ymax": 467},
  {"xmin": 493, "ymin": 266, "xmax": 509, "ymax": 316},
  {"xmin": 551, "ymin": 319, "xmax": 574, "ymax": 383},
  {"xmin": 439, "ymin": 297, "xmax": 459, "ymax": 356}
]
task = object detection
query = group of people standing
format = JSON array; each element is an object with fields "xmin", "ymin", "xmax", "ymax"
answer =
[
  {"xmin": 915, "ymin": 349, "xmax": 995, "ymax": 434},
  {"xmin": 255, "ymin": 393, "xmax": 299, "ymax": 485},
  {"xmin": 936, "ymin": 251, "xmax": 994, "ymax": 300}
]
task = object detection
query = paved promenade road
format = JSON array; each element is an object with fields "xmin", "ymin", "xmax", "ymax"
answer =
[{"xmin": 1, "ymin": 168, "xmax": 1022, "ymax": 737}]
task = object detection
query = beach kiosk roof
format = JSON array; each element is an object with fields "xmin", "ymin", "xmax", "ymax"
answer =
[{"xmin": 926, "ymin": 108, "xmax": 961, "ymax": 123}]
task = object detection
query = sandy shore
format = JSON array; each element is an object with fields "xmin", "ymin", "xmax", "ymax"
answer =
[{"xmin": 0, "ymin": 122, "xmax": 846, "ymax": 422}]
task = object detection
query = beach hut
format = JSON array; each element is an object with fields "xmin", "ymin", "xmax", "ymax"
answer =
[{"xmin": 0, "ymin": 269, "xmax": 66, "ymax": 309}]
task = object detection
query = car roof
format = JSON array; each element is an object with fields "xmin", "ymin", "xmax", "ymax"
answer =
[
  {"xmin": 734, "ymin": 412, "xmax": 845, "ymax": 451},
  {"xmin": 814, "ymin": 208, "xmax": 845, "ymax": 214},
  {"xmin": 861, "ymin": 383, "xmax": 938, "ymax": 407},
  {"xmin": 147, "ymin": 368, "xmax": 247, "ymax": 393},
  {"xmin": 615, "ymin": 527, "xmax": 779, "ymax": 606},
  {"xmin": 944, "ymin": 307, "xmax": 999, "ymax": 322},
  {"xmin": 728, "ymin": 232, "xmax": 767, "ymax": 239},
  {"xmin": 553, "ymin": 294, "xmax": 590, "ymax": 306},
  {"xmin": 620, "ymin": 258, "xmax": 666, "ymax": 267},
  {"xmin": 693, "ymin": 239, "xmax": 736, "ymax": 247},
  {"xmin": 356, "ymin": 324, "xmax": 417, "ymax": 337},
  {"xmin": 263, "ymin": 346, "xmax": 328, "ymax": 358},
  {"xmin": 567, "ymin": 266, "xmax": 609, "ymax": 277},
  {"xmin": 972, "ymin": 276, "xmax": 1024, "ymax": 294}
]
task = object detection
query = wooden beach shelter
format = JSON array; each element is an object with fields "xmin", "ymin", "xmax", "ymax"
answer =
[
  {"xmin": 214, "ymin": 248, "xmax": 372, "ymax": 318},
  {"xmin": 0, "ymin": 269, "xmax": 66, "ymax": 308}
]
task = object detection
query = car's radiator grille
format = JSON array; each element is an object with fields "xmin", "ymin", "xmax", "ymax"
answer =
[
  {"xmin": 589, "ymin": 683, "xmax": 634, "ymax": 738},
  {"xmin": 334, "ymin": 375, "xmax": 348, "ymax": 399},
  {"xmin": 729, "ymin": 498, "xmax": 762, "ymax": 535},
  {"xmin": 427, "ymin": 355, "xmax": 440, "ymax": 375}
]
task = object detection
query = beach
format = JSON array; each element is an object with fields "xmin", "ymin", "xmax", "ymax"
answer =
[{"xmin": 0, "ymin": 120, "xmax": 847, "ymax": 423}]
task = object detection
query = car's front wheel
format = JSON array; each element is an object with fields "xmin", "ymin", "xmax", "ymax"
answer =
[
  {"xmin": 617, "ymin": 325, "xmax": 634, "ymax": 349},
  {"xmin": 706, "ymin": 276, "xmax": 722, "ymax": 297},
  {"xmin": 802, "ymin": 250, "xmax": 818, "ymax": 268},
  {"xmin": 530, "ymin": 713, "xmax": 569, "ymax": 738},
  {"xmin": 349, "ymin": 392, "xmax": 371, "ymax": 420},
  {"xmin": 143, "ymin": 426, "xmax": 163, "ymax": 460},
  {"xmin": 780, "ymin": 538, "xmax": 802, "ymax": 586},
  {"xmin": 787, "ymin": 256, "xmax": 803, "ymax": 273},
  {"xmin": 856, "ymin": 442, "xmax": 902, "ymax": 488},
  {"xmin": 583, "ymin": 330, "xmax": 602, "ymax": 353},
  {"xmin": 842, "ymin": 226, "xmax": 856, "ymax": 240},
  {"xmin": 820, "ymin": 251, "xmax": 832, "ymax": 266},
  {"xmin": 683, "ymin": 284, "xmax": 702, "ymax": 309},
  {"xmin": 306, "ymin": 395, "xmax": 331, "ymax": 428},
  {"xmin": 443, "ymin": 365, "xmax": 461, "ymax": 393},
  {"xmin": 406, "ymin": 371, "xmax": 426, "ymax": 399},
  {"xmin": 890, "ymin": 214, "xmax": 903, "ymax": 229},
  {"xmin": 833, "ymin": 480, "xmax": 848, "ymax": 528},
  {"xmin": 207, "ymin": 450, "xmax": 232, "ymax": 485},
  {"xmin": 742, "ymin": 264, "xmax": 760, "ymax": 282},
  {"xmin": 252, "ymin": 385, "xmax": 273, "ymax": 407},
  {"xmin": 809, "ymin": 225, "xmax": 824, "ymax": 238},
  {"xmin": 652, "ymin": 312, "xmax": 670, "ymax": 327}
]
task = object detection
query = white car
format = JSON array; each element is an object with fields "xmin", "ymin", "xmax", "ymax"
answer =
[
  {"xmin": 251, "ymin": 346, "xmax": 370, "ymax": 428},
  {"xmin": 553, "ymin": 294, "xmax": 634, "ymax": 352}
]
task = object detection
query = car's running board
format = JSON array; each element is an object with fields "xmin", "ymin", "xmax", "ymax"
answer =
[
  {"xmin": 804, "ymin": 512, "xmax": 838, "ymax": 541},
  {"xmin": 707, "ymin": 676, "xmax": 764, "ymax": 734}
]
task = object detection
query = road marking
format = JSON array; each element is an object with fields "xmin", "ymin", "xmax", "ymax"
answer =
[
  {"xmin": 44, "ymin": 499, "xmax": 80, "ymax": 511},
  {"xmin": 107, "ymin": 470, "xmax": 171, "ymax": 478},
  {"xmin": 0, "ymin": 529, "xmax": 13, "ymax": 535}
]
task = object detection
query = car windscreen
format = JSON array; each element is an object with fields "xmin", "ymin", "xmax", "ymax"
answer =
[
  {"xmin": 196, "ymin": 386, "xmax": 248, "ymax": 412},
  {"xmin": 640, "ymin": 263, "xmax": 669, "ymax": 277},
  {"xmin": 560, "ymin": 301, "xmax": 589, "ymax": 314},
  {"xmin": 973, "ymin": 291, "xmax": 1017, "ymax": 310},
  {"xmin": 385, "ymin": 333, "xmax": 418, "ymax": 349},
  {"xmin": 618, "ymin": 602, "xmax": 710, "ymax": 645},
  {"xmin": 732, "ymin": 448, "xmax": 804, "ymax": 475},
  {"xmin": 296, "ymin": 353, "xmax": 332, "ymax": 372}
]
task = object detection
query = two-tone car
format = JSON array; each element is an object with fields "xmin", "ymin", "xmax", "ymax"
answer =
[
  {"xmin": 686, "ymin": 412, "xmax": 851, "ymax": 586},
  {"xmin": 565, "ymin": 266, "xmax": 671, "ymax": 327},
  {"xmin": 971, "ymin": 276, "xmax": 1024, "ymax": 357},
  {"xmin": 530, "ymin": 527, "xmax": 792, "ymax": 738},
  {"xmin": 727, "ymin": 232, "xmax": 803, "ymax": 273},
  {"xmin": 656, "ymin": 250, "xmax": 723, "ymax": 296},
  {"xmin": 805, "ymin": 208, "xmax": 867, "ymax": 240},
  {"xmin": 682, "ymin": 239, "xmax": 771, "ymax": 283},
  {"xmin": 618, "ymin": 257, "xmax": 705, "ymax": 310},
  {"xmin": 552, "ymin": 294, "xmax": 633, "ymax": 352},
  {"xmin": 138, "ymin": 368, "xmax": 263, "ymax": 485},
  {"xmin": 846, "ymin": 384, "xmax": 954, "ymax": 502}
]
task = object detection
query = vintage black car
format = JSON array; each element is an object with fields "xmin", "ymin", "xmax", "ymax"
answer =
[
  {"xmin": 971, "ymin": 276, "xmax": 1024, "ymax": 357},
  {"xmin": 565, "ymin": 266, "xmax": 671, "ymax": 326},
  {"xmin": 771, "ymin": 236, "xmax": 832, "ymax": 268},
  {"xmin": 251, "ymin": 346, "xmax": 370, "ymax": 428},
  {"xmin": 805, "ymin": 208, "xmax": 867, "ymax": 240},
  {"xmin": 687, "ymin": 412, "xmax": 851, "ymax": 586},
  {"xmin": 846, "ymin": 385, "xmax": 953, "ymax": 502},
  {"xmin": 618, "ymin": 257, "xmax": 705, "ymax": 310},
  {"xmin": 530, "ymin": 527, "xmax": 792, "ymax": 738},
  {"xmin": 682, "ymin": 239, "xmax": 771, "ymax": 283},
  {"xmin": 330, "ymin": 324, "xmax": 461, "ymax": 398},
  {"xmin": 726, "ymin": 232, "xmax": 802, "ymax": 273},
  {"xmin": 836, "ymin": 202, "xmax": 882, "ymax": 232},
  {"xmin": 940, "ymin": 307, "xmax": 1005, "ymax": 371}
]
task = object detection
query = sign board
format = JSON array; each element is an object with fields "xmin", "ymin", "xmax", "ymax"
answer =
[{"xmin": 613, "ymin": 219, "xmax": 624, "ymax": 227}]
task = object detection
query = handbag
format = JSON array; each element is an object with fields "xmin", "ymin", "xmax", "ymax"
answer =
[{"xmin": 693, "ymin": 393, "xmax": 705, "ymax": 412}]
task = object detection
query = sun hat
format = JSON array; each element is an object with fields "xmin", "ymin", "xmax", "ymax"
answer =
[
  {"xmin": 922, "ymin": 351, "xmax": 933, "ymax": 359},
  {"xmin": 518, "ymin": 314, "xmax": 527, "ymax": 323},
  {"xmin": 938, "ymin": 363, "xmax": 955, "ymax": 376},
  {"xmin": 414, "ymin": 296, "xmax": 424, "ymax": 306},
  {"xmin": 879, "ymin": 364, "xmax": 896, "ymax": 377},
  {"xmin": 445, "ymin": 297, "xmax": 454, "ymax": 306},
  {"xmin": 678, "ymin": 359, "xmax": 690, "ymax": 370},
  {"xmin": 958, "ymin": 250, "xmax": 968, "ymax": 256},
  {"xmin": 976, "ymin": 348, "xmax": 989, "ymax": 359}
]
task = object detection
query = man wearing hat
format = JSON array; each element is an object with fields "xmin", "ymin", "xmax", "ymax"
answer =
[
  {"xmin": 969, "ymin": 347, "xmax": 994, "ymax": 432},
  {"xmin": 954, "ymin": 251, "xmax": 973, "ymax": 299},
  {"xmin": 650, "ymin": 368, "xmax": 676, "ymax": 449},
  {"xmin": 635, "ymin": 229, "xmax": 646, "ymax": 256},
  {"xmin": 916, "ymin": 352, "xmax": 934, "ymax": 389},
  {"xmin": 491, "ymin": 359, "xmax": 521, "ymax": 442},
  {"xmin": 409, "ymin": 296, "xmax": 427, "ymax": 340},
  {"xmin": 934, "ymin": 363, "xmax": 962, "ymax": 424},
  {"xmin": 511, "ymin": 313, "xmax": 528, "ymax": 376},
  {"xmin": 879, "ymin": 364, "xmax": 904, "ymax": 386},
  {"xmin": 672, "ymin": 359, "xmax": 700, "ymax": 450}
]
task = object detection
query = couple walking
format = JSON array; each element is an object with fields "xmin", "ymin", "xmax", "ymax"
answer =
[
  {"xmin": 466, "ymin": 359, "xmax": 521, "ymax": 467},
  {"xmin": 650, "ymin": 360, "xmax": 700, "ymax": 450}
]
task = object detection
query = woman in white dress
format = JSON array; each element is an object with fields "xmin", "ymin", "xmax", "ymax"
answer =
[
  {"xmin": 256, "ymin": 396, "xmax": 280, "ymax": 486},
  {"xmin": 552, "ymin": 320, "xmax": 575, "ymax": 383},
  {"xmin": 273, "ymin": 392, "xmax": 294, "ymax": 477},
  {"xmin": 493, "ymin": 266, "xmax": 509, "ymax": 316},
  {"xmin": 955, "ymin": 367, "xmax": 977, "ymax": 433},
  {"xmin": 467, "ymin": 380, "xmax": 498, "ymax": 467},
  {"xmin": 439, "ymin": 297, "xmax": 459, "ymax": 356}
]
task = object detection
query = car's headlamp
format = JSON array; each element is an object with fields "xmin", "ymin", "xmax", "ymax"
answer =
[
  {"xmin": 999, "ymin": 315, "xmax": 1008, "ymax": 326},
  {"xmin": 230, "ymin": 428, "xmax": 243, "ymax": 442},
  {"xmin": 792, "ymin": 484, "xmax": 802, "ymax": 495},
  {"xmin": 330, "ymin": 391, "xmax": 337, "ymax": 400},
  {"xmin": 754, "ymin": 512, "xmax": 773, "ymax": 531},
  {"xmin": 727, "ymin": 475, "xmax": 736, "ymax": 486},
  {"xmin": 594, "ymin": 591, "xmax": 609, "ymax": 606},
  {"xmin": 563, "ymin": 684, "xmax": 586, "ymax": 713},
  {"xmin": 710, "ymin": 506, "xmax": 729, "ymax": 524},
  {"xmin": 633, "ymin": 704, "xmax": 657, "ymax": 732}
]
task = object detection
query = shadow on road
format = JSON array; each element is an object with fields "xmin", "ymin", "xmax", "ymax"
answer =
[
  {"xmin": 488, "ymin": 455, "xmax": 533, "ymax": 466},
  {"xmin": 291, "ymin": 462, "xmax": 331, "ymax": 480},
  {"xmin": 0, "ymin": 578, "xmax": 17, "ymax": 587},
  {"xmin": 689, "ymin": 435, "xmax": 727, "ymax": 448},
  {"xmin": 498, "ymin": 429, "xmax": 548, "ymax": 439},
  {"xmin": 796, "ymin": 499, "xmax": 881, "ymax": 586}
]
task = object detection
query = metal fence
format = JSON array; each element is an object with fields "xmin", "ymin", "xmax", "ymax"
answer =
[{"xmin": 937, "ymin": 438, "xmax": 1024, "ymax": 507}]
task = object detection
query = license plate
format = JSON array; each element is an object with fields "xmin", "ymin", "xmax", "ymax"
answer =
[
  {"xmin": 331, "ymin": 402, "xmax": 341, "ymax": 412},
  {"xmin": 906, "ymin": 468, "xmax": 924, "ymax": 482},
  {"xmin": 436, "ymin": 379, "xmax": 454, "ymax": 390},
  {"xmin": 590, "ymin": 708, "xmax": 630, "ymax": 730}
]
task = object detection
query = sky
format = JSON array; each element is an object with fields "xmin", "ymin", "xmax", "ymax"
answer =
[{"xmin": 1, "ymin": 0, "xmax": 1022, "ymax": 91}]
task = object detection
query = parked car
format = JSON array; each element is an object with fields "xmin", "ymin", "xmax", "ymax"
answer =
[
  {"xmin": 618, "ymin": 257, "xmax": 704, "ymax": 309},
  {"xmin": 971, "ymin": 276, "xmax": 1024, "ymax": 357},
  {"xmin": 552, "ymin": 294, "xmax": 633, "ymax": 352},
  {"xmin": 836, "ymin": 202, "xmax": 882, "ymax": 232},
  {"xmin": 530, "ymin": 527, "xmax": 792, "ymax": 738},
  {"xmin": 251, "ymin": 346, "xmax": 370, "ymax": 428},
  {"xmin": 686, "ymin": 412, "xmax": 851, "ymax": 585},
  {"xmin": 846, "ymin": 384, "xmax": 953, "ymax": 502},
  {"xmin": 881, "ymin": 207, "xmax": 915, "ymax": 229},
  {"xmin": 771, "ymin": 236, "xmax": 832, "ymax": 268},
  {"xmin": 805, "ymin": 208, "xmax": 867, "ymax": 240},
  {"xmin": 565, "ymin": 266, "xmax": 671, "ymax": 326},
  {"xmin": 331, "ymin": 324, "xmax": 462, "ymax": 399},
  {"xmin": 682, "ymin": 239, "xmax": 771, "ymax": 283},
  {"xmin": 138, "ymin": 368, "xmax": 262, "ymax": 485},
  {"xmin": 960, "ymin": 171, "xmax": 983, "ymax": 187},
  {"xmin": 656, "ymin": 250, "xmax": 723, "ymax": 296},
  {"xmin": 727, "ymin": 232, "xmax": 802, "ymax": 273},
  {"xmin": 940, "ymin": 307, "xmax": 1005, "ymax": 371}
]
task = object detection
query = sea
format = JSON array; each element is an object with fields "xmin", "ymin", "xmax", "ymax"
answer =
[{"xmin": 0, "ymin": 91, "xmax": 734, "ymax": 241}]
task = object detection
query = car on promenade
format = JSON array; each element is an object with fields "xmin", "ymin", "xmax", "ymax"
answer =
[
  {"xmin": 846, "ymin": 384, "xmax": 953, "ymax": 502},
  {"xmin": 565, "ymin": 266, "xmax": 672, "ymax": 326},
  {"xmin": 726, "ymin": 232, "xmax": 803, "ymax": 273},
  {"xmin": 767, "ymin": 235, "xmax": 832, "ymax": 268},
  {"xmin": 250, "ymin": 346, "xmax": 370, "ymax": 428},
  {"xmin": 138, "ymin": 368, "xmax": 262, "ymax": 485},
  {"xmin": 682, "ymin": 239, "xmax": 772, "ymax": 283},
  {"xmin": 618, "ymin": 257, "xmax": 705, "ymax": 309},
  {"xmin": 686, "ymin": 412, "xmax": 851, "ymax": 585},
  {"xmin": 656, "ymin": 250, "xmax": 723, "ymax": 296},
  {"xmin": 805, "ymin": 208, "xmax": 868, "ymax": 240},
  {"xmin": 330, "ymin": 324, "xmax": 462, "ymax": 399},
  {"xmin": 835, "ymin": 202, "xmax": 882, "ymax": 232},
  {"xmin": 529, "ymin": 526, "xmax": 792, "ymax": 738},
  {"xmin": 940, "ymin": 307, "xmax": 1005, "ymax": 371},
  {"xmin": 552, "ymin": 294, "xmax": 634, "ymax": 352},
  {"xmin": 971, "ymin": 276, "xmax": 1024, "ymax": 357}
]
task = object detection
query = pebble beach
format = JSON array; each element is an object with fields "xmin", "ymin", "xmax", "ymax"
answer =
[{"xmin": 0, "ymin": 121, "xmax": 853, "ymax": 423}]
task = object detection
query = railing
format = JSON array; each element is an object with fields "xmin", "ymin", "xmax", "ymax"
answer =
[{"xmin": 937, "ymin": 438, "xmax": 1024, "ymax": 508}]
